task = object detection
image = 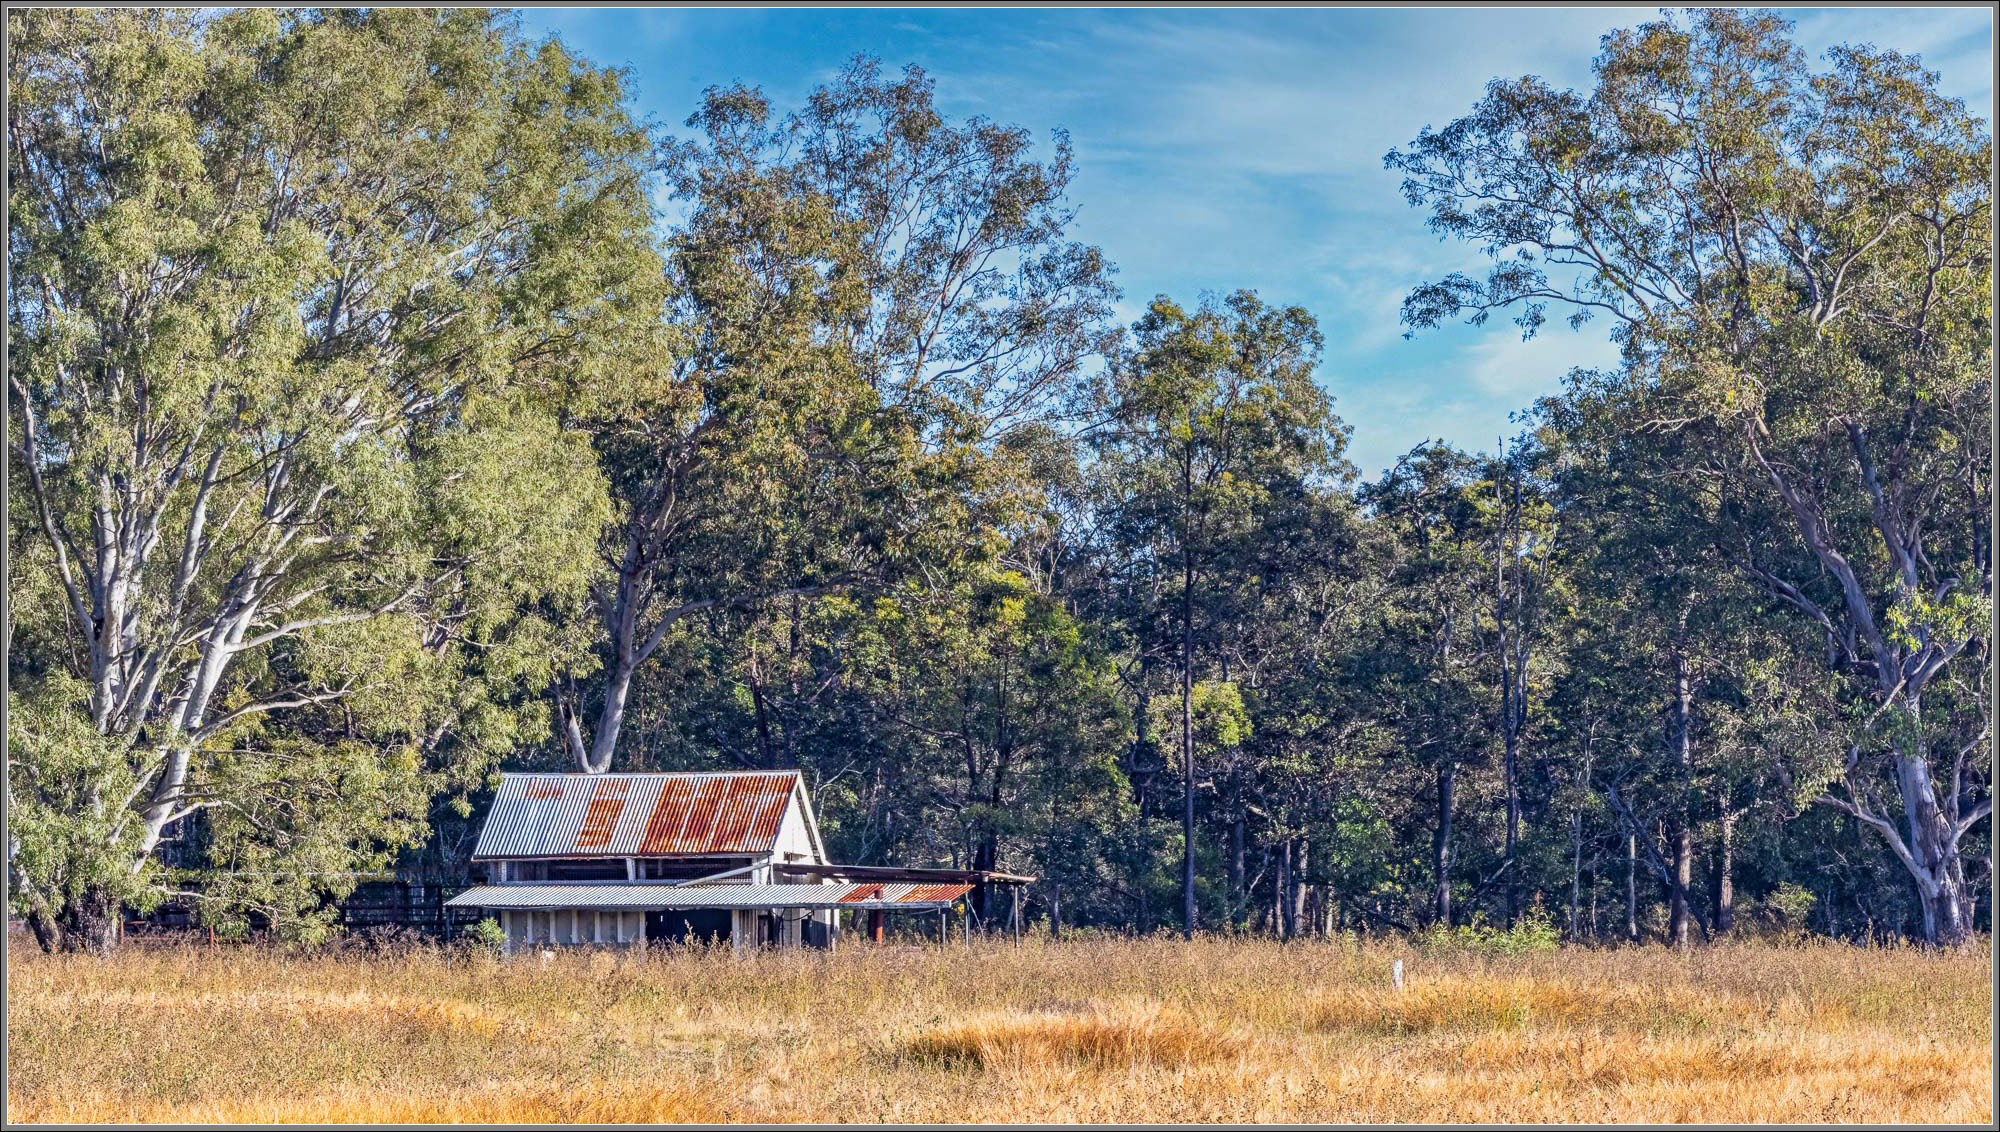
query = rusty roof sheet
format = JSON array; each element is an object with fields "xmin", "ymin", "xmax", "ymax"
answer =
[
  {"xmin": 445, "ymin": 882, "xmax": 973, "ymax": 911},
  {"xmin": 471, "ymin": 772, "xmax": 801, "ymax": 860}
]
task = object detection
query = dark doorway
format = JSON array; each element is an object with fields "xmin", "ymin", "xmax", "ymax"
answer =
[{"xmin": 645, "ymin": 909, "xmax": 732, "ymax": 946}]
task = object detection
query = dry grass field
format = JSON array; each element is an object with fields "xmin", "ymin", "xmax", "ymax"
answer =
[{"xmin": 7, "ymin": 934, "xmax": 1991, "ymax": 1124}]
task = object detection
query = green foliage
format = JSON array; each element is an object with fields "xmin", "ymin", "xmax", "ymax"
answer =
[
  {"xmin": 1392, "ymin": 6, "xmax": 1990, "ymax": 942},
  {"xmin": 1759, "ymin": 883, "xmax": 1817, "ymax": 930},
  {"xmin": 1421, "ymin": 903, "xmax": 1564, "ymax": 957},
  {"xmin": 5, "ymin": 7, "xmax": 1986, "ymax": 954},
  {"xmin": 7, "ymin": 674, "xmax": 163, "ymax": 929},
  {"xmin": 462, "ymin": 917, "xmax": 509, "ymax": 953},
  {"xmin": 7, "ymin": 7, "xmax": 661, "ymax": 947}
]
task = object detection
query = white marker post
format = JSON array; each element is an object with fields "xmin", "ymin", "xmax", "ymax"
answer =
[{"xmin": 1392, "ymin": 958, "xmax": 1404, "ymax": 992}]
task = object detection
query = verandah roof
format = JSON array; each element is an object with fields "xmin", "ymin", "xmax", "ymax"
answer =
[{"xmin": 445, "ymin": 882, "xmax": 973, "ymax": 912}]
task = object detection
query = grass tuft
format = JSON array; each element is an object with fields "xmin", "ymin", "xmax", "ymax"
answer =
[{"xmin": 897, "ymin": 1004, "xmax": 1243, "ymax": 1070}]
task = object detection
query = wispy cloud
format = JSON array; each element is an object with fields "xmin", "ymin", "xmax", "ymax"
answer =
[{"xmin": 520, "ymin": 7, "xmax": 1993, "ymax": 479}]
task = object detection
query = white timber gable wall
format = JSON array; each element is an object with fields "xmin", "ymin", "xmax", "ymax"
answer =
[{"xmin": 775, "ymin": 784, "xmax": 827, "ymax": 865}]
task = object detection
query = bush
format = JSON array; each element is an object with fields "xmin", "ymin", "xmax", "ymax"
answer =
[
  {"xmin": 1747, "ymin": 883, "xmax": 1817, "ymax": 938},
  {"xmin": 461, "ymin": 917, "xmax": 508, "ymax": 954},
  {"xmin": 1420, "ymin": 904, "xmax": 1562, "ymax": 956}
]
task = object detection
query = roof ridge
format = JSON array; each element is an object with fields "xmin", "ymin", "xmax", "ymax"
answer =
[{"xmin": 497, "ymin": 769, "xmax": 801, "ymax": 779}]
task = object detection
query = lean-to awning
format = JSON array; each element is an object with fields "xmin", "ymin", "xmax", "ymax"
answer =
[{"xmin": 446, "ymin": 882, "xmax": 973, "ymax": 912}]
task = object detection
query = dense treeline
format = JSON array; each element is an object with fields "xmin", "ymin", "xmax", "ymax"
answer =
[{"xmin": 8, "ymin": 8, "xmax": 1990, "ymax": 953}]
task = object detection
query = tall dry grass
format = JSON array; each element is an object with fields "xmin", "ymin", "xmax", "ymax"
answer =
[{"xmin": 7, "ymin": 933, "xmax": 1991, "ymax": 1124}]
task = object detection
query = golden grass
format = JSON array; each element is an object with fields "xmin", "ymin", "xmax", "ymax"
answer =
[
  {"xmin": 7, "ymin": 934, "xmax": 1990, "ymax": 1124},
  {"xmin": 898, "ymin": 1002, "xmax": 1245, "ymax": 1071}
]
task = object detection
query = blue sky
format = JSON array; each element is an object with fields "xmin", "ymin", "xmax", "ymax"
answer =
[{"xmin": 516, "ymin": 7, "xmax": 1994, "ymax": 477}]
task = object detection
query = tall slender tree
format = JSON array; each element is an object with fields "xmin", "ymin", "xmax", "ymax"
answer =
[
  {"xmin": 1094, "ymin": 291, "xmax": 1343, "ymax": 935},
  {"xmin": 1390, "ymin": 8, "xmax": 1992, "ymax": 941},
  {"xmin": 554, "ymin": 60, "xmax": 1119, "ymax": 773}
]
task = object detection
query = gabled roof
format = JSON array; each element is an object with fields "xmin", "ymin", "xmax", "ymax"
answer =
[{"xmin": 472, "ymin": 771, "xmax": 820, "ymax": 860}]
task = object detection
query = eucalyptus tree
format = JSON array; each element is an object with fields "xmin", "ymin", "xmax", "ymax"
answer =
[
  {"xmin": 839, "ymin": 566, "xmax": 1130, "ymax": 924},
  {"xmin": 1390, "ymin": 8, "xmax": 1991, "ymax": 941},
  {"xmin": 1092, "ymin": 291, "xmax": 1345, "ymax": 936},
  {"xmin": 1213, "ymin": 461, "xmax": 1376, "ymax": 933},
  {"xmin": 7, "ymin": 9, "xmax": 662, "ymax": 950},
  {"xmin": 554, "ymin": 60, "xmax": 1120, "ymax": 774},
  {"xmin": 1360, "ymin": 443, "xmax": 1499, "ymax": 926}
]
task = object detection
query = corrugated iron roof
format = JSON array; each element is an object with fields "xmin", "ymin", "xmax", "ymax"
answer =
[
  {"xmin": 471, "ymin": 772, "xmax": 801, "ymax": 860},
  {"xmin": 446, "ymin": 882, "xmax": 974, "ymax": 911}
]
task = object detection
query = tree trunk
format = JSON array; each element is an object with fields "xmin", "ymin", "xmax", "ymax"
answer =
[
  {"xmin": 1503, "ymin": 728, "xmax": 1521, "ymax": 926},
  {"xmin": 1624, "ymin": 831, "xmax": 1639, "ymax": 942},
  {"xmin": 24, "ymin": 903, "xmax": 62, "ymax": 955},
  {"xmin": 1668, "ymin": 823, "xmax": 1692, "ymax": 949},
  {"xmin": 1715, "ymin": 796, "xmax": 1736, "ymax": 935},
  {"xmin": 1130, "ymin": 662, "xmax": 1154, "ymax": 933},
  {"xmin": 1896, "ymin": 743, "xmax": 1975, "ymax": 945},
  {"xmin": 1666, "ymin": 626, "xmax": 1694, "ymax": 950},
  {"xmin": 35, "ymin": 885, "xmax": 123, "ymax": 956},
  {"xmin": 1179, "ymin": 524, "xmax": 1197, "ymax": 940},
  {"xmin": 1569, "ymin": 738, "xmax": 1594, "ymax": 940},
  {"xmin": 1289, "ymin": 839, "xmax": 1309, "ymax": 939},
  {"xmin": 1276, "ymin": 838, "xmax": 1294, "ymax": 939},
  {"xmin": 972, "ymin": 833, "xmax": 999, "ymax": 929},
  {"xmin": 1432, "ymin": 759, "xmax": 1456, "ymax": 926},
  {"xmin": 571, "ymin": 556, "xmax": 648, "ymax": 774},
  {"xmin": 1496, "ymin": 491, "xmax": 1522, "ymax": 927},
  {"xmin": 1048, "ymin": 884, "xmax": 1062, "ymax": 941},
  {"xmin": 1568, "ymin": 806, "xmax": 1584, "ymax": 940},
  {"xmin": 1228, "ymin": 809, "xmax": 1246, "ymax": 932}
]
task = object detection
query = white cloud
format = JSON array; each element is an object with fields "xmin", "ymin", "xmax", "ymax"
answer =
[
  {"xmin": 1463, "ymin": 328, "xmax": 1623, "ymax": 400},
  {"xmin": 518, "ymin": 6, "xmax": 1992, "ymax": 481}
]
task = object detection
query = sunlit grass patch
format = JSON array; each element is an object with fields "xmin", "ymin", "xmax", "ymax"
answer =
[
  {"xmin": 896, "ymin": 1004, "xmax": 1245, "ymax": 1071},
  {"xmin": 1312, "ymin": 975, "xmax": 1724, "ymax": 1035}
]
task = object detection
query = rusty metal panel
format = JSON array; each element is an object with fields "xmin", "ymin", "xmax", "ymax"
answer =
[
  {"xmin": 636, "ymin": 775, "xmax": 700, "ymax": 853},
  {"xmin": 574, "ymin": 777, "xmax": 631, "ymax": 849},
  {"xmin": 899, "ymin": 883, "xmax": 975, "ymax": 904},
  {"xmin": 471, "ymin": 771, "xmax": 800, "ymax": 859},
  {"xmin": 636, "ymin": 772, "xmax": 794, "ymax": 855}
]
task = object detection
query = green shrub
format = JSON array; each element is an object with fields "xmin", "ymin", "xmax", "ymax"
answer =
[
  {"xmin": 462, "ymin": 917, "xmax": 508, "ymax": 953},
  {"xmin": 1420, "ymin": 904, "xmax": 1562, "ymax": 956}
]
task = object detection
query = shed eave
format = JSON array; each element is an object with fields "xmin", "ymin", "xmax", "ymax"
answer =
[{"xmin": 446, "ymin": 881, "xmax": 972, "ymax": 912}]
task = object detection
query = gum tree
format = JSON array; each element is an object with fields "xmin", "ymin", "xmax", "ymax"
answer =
[
  {"xmin": 6, "ymin": 9, "xmax": 661, "ymax": 950},
  {"xmin": 1390, "ymin": 9, "xmax": 1991, "ymax": 941},
  {"xmin": 1092, "ymin": 291, "xmax": 1345, "ymax": 937},
  {"xmin": 553, "ymin": 61, "xmax": 1120, "ymax": 773}
]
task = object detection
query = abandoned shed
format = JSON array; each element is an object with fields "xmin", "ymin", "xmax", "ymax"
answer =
[{"xmin": 445, "ymin": 770, "xmax": 1029, "ymax": 952}]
